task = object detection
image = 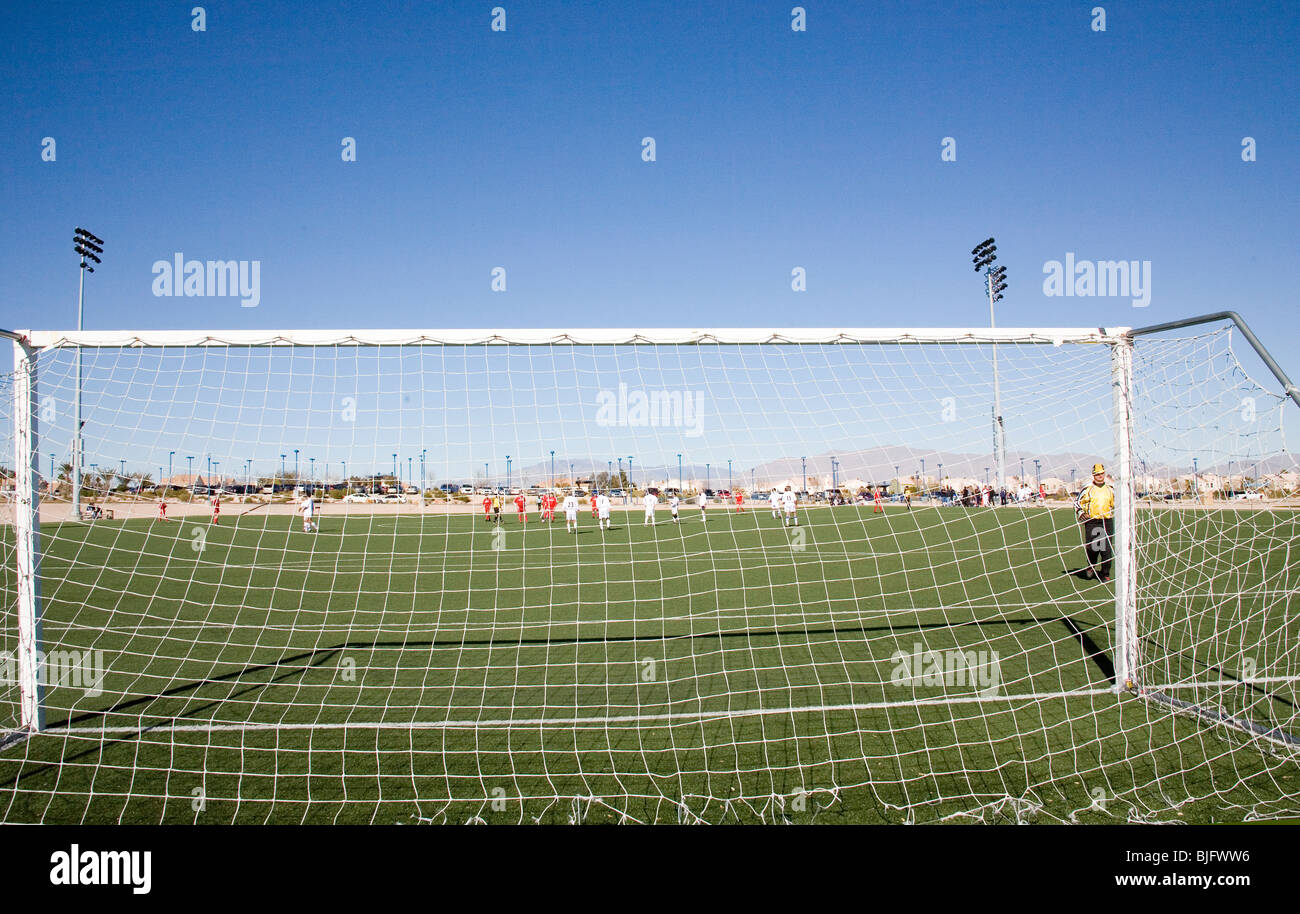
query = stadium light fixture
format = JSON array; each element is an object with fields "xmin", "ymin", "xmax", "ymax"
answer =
[
  {"xmin": 972, "ymin": 237, "xmax": 1008, "ymax": 497},
  {"xmin": 187, "ymin": 456, "xmax": 194, "ymax": 493},
  {"xmin": 71, "ymin": 227, "xmax": 105, "ymax": 520}
]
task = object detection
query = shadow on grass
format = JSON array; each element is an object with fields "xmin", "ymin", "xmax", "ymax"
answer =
[{"xmin": 2, "ymin": 610, "xmax": 1121, "ymax": 790}]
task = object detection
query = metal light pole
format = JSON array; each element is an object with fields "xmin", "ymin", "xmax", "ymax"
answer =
[
  {"xmin": 553, "ymin": 451, "xmax": 557, "ymax": 488},
  {"xmin": 972, "ymin": 238, "xmax": 1008, "ymax": 496},
  {"xmin": 727, "ymin": 459, "xmax": 732, "ymax": 493},
  {"xmin": 506, "ymin": 456, "xmax": 511, "ymax": 491},
  {"xmin": 801, "ymin": 456, "xmax": 806, "ymax": 494},
  {"xmin": 920, "ymin": 458, "xmax": 926, "ymax": 494},
  {"xmin": 342, "ymin": 460, "xmax": 347, "ymax": 495},
  {"xmin": 169, "ymin": 451, "xmax": 174, "ymax": 490},
  {"xmin": 1034, "ymin": 459, "xmax": 1041, "ymax": 490},
  {"xmin": 706, "ymin": 463, "xmax": 710, "ymax": 492},
  {"xmin": 72, "ymin": 228, "xmax": 104, "ymax": 519},
  {"xmin": 1193, "ymin": 457, "xmax": 1199, "ymax": 494},
  {"xmin": 938, "ymin": 462, "xmax": 943, "ymax": 492},
  {"xmin": 294, "ymin": 449, "xmax": 300, "ymax": 482},
  {"xmin": 187, "ymin": 456, "xmax": 194, "ymax": 493},
  {"xmin": 628, "ymin": 457, "xmax": 634, "ymax": 494}
]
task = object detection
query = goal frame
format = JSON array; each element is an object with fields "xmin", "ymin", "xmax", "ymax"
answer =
[{"xmin": 5, "ymin": 324, "xmax": 1141, "ymax": 738}]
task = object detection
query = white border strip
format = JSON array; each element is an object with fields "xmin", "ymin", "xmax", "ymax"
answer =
[{"xmin": 21, "ymin": 328, "xmax": 1129, "ymax": 349}]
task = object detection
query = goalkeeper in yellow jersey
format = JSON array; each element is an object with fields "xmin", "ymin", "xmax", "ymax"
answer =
[{"xmin": 1074, "ymin": 462, "xmax": 1115, "ymax": 582}]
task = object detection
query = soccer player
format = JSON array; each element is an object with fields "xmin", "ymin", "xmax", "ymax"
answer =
[
  {"xmin": 770, "ymin": 487, "xmax": 782, "ymax": 519},
  {"xmin": 642, "ymin": 490, "xmax": 658, "ymax": 525},
  {"xmin": 781, "ymin": 486, "xmax": 798, "ymax": 526},
  {"xmin": 735, "ymin": 491, "xmax": 744, "ymax": 512},
  {"xmin": 591, "ymin": 492, "xmax": 600, "ymax": 520},
  {"xmin": 514, "ymin": 492, "xmax": 527, "ymax": 523},
  {"xmin": 698, "ymin": 490, "xmax": 708, "ymax": 521},
  {"xmin": 482, "ymin": 494, "xmax": 493, "ymax": 522},
  {"xmin": 211, "ymin": 494, "xmax": 221, "ymax": 525},
  {"xmin": 596, "ymin": 491, "xmax": 612, "ymax": 529},
  {"xmin": 157, "ymin": 500, "xmax": 168, "ymax": 522},
  {"xmin": 545, "ymin": 492, "xmax": 558, "ymax": 522},
  {"xmin": 669, "ymin": 493, "xmax": 680, "ymax": 524},
  {"xmin": 873, "ymin": 487, "xmax": 883, "ymax": 514},
  {"xmin": 300, "ymin": 493, "xmax": 318, "ymax": 532},
  {"xmin": 491, "ymin": 493, "xmax": 502, "ymax": 523},
  {"xmin": 1074, "ymin": 462, "xmax": 1115, "ymax": 582},
  {"xmin": 563, "ymin": 492, "xmax": 579, "ymax": 533}
]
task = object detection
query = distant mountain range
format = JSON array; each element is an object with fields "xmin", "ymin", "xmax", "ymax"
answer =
[{"xmin": 491, "ymin": 446, "xmax": 1295, "ymax": 487}]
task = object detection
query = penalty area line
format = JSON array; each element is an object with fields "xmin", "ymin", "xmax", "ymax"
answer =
[{"xmin": 48, "ymin": 687, "xmax": 1119, "ymax": 737}]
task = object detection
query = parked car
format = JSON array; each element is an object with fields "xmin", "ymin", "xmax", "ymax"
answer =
[
  {"xmin": 379, "ymin": 492, "xmax": 406, "ymax": 504},
  {"xmin": 344, "ymin": 492, "xmax": 370, "ymax": 503}
]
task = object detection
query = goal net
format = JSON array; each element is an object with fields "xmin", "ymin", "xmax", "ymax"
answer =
[{"xmin": 1, "ymin": 326, "xmax": 1296, "ymax": 823}]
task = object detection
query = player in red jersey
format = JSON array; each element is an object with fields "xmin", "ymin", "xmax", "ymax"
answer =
[
  {"xmin": 211, "ymin": 495, "xmax": 221, "ymax": 524},
  {"xmin": 591, "ymin": 492, "xmax": 599, "ymax": 519},
  {"xmin": 514, "ymin": 492, "xmax": 527, "ymax": 522},
  {"xmin": 157, "ymin": 500, "xmax": 168, "ymax": 522},
  {"xmin": 873, "ymin": 487, "xmax": 884, "ymax": 513},
  {"xmin": 482, "ymin": 494, "xmax": 492, "ymax": 522},
  {"xmin": 735, "ymin": 491, "xmax": 744, "ymax": 512},
  {"xmin": 545, "ymin": 492, "xmax": 558, "ymax": 521}
]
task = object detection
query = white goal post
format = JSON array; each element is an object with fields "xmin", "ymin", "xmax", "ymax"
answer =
[{"xmin": 2, "ymin": 319, "xmax": 1296, "ymax": 823}]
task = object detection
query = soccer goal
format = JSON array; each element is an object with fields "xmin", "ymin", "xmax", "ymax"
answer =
[{"xmin": 1, "ymin": 319, "xmax": 1297, "ymax": 824}]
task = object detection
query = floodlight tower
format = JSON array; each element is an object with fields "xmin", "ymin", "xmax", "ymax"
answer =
[
  {"xmin": 72, "ymin": 227, "xmax": 104, "ymax": 519},
  {"xmin": 972, "ymin": 238, "xmax": 1008, "ymax": 497}
]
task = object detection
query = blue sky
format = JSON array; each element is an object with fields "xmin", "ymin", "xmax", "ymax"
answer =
[{"xmin": 1, "ymin": 1, "xmax": 1296, "ymax": 481}]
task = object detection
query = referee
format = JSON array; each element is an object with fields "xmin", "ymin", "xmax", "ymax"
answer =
[{"xmin": 1074, "ymin": 462, "xmax": 1115, "ymax": 582}]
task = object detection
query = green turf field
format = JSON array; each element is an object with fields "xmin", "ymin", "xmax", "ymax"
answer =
[{"xmin": 2, "ymin": 504, "xmax": 1297, "ymax": 823}]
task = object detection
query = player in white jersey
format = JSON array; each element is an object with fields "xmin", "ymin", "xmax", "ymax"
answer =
[
  {"xmin": 563, "ymin": 493, "xmax": 579, "ymax": 532},
  {"xmin": 596, "ymin": 492, "xmax": 612, "ymax": 529},
  {"xmin": 642, "ymin": 491, "xmax": 658, "ymax": 525},
  {"xmin": 669, "ymin": 494, "xmax": 680, "ymax": 523},
  {"xmin": 770, "ymin": 488, "xmax": 782, "ymax": 518},
  {"xmin": 300, "ymin": 494, "xmax": 318, "ymax": 532},
  {"xmin": 698, "ymin": 490, "xmax": 708, "ymax": 521},
  {"xmin": 781, "ymin": 487, "xmax": 798, "ymax": 526}
]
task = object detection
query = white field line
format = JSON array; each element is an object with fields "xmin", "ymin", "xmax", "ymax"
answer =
[
  {"xmin": 53, "ymin": 688, "xmax": 1119, "ymax": 734},
  {"xmin": 38, "ymin": 599, "xmax": 1103, "ymax": 634},
  {"xmin": 40, "ymin": 677, "xmax": 1300, "ymax": 737}
]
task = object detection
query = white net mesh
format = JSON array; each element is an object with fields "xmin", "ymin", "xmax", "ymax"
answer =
[{"xmin": 1, "ymin": 327, "xmax": 1296, "ymax": 823}]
